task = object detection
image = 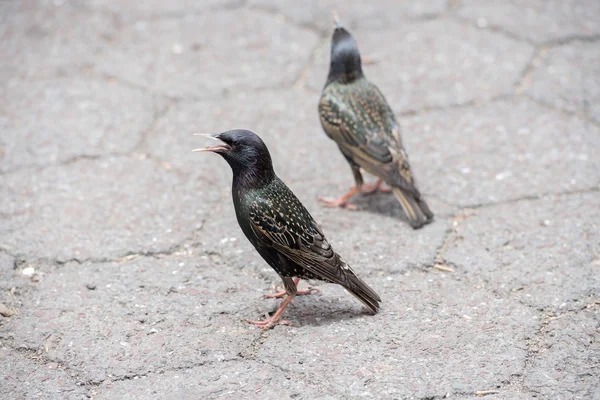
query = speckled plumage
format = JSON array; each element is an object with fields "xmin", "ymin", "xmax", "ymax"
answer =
[
  {"xmin": 197, "ymin": 130, "xmax": 381, "ymax": 325},
  {"xmin": 244, "ymin": 178, "xmax": 356, "ymax": 283},
  {"xmin": 319, "ymin": 24, "xmax": 434, "ymax": 229}
]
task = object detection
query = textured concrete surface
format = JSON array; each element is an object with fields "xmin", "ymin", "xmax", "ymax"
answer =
[{"xmin": 1, "ymin": 1, "xmax": 599, "ymax": 399}]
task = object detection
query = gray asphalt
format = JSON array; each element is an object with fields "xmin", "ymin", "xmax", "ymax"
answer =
[{"xmin": 1, "ymin": 1, "xmax": 599, "ymax": 399}]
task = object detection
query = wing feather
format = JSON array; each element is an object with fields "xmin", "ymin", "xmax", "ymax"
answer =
[
  {"xmin": 319, "ymin": 82, "xmax": 421, "ymax": 196},
  {"xmin": 248, "ymin": 193, "xmax": 354, "ymax": 285}
]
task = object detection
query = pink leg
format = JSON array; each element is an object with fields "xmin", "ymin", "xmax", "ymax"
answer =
[
  {"xmin": 263, "ymin": 278, "xmax": 320, "ymax": 299},
  {"xmin": 318, "ymin": 186, "xmax": 360, "ymax": 210},
  {"xmin": 361, "ymin": 179, "xmax": 392, "ymax": 194},
  {"xmin": 248, "ymin": 294, "xmax": 296, "ymax": 329}
]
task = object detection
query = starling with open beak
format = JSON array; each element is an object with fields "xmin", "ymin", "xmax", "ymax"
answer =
[
  {"xmin": 318, "ymin": 15, "xmax": 434, "ymax": 229},
  {"xmin": 194, "ymin": 130, "xmax": 381, "ymax": 328}
]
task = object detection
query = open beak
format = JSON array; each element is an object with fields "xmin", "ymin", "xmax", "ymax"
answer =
[{"xmin": 192, "ymin": 133, "xmax": 231, "ymax": 153}]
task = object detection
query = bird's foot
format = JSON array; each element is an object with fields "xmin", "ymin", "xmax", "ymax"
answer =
[
  {"xmin": 318, "ymin": 196, "xmax": 357, "ymax": 210},
  {"xmin": 247, "ymin": 317, "xmax": 293, "ymax": 330},
  {"xmin": 318, "ymin": 186, "xmax": 360, "ymax": 209},
  {"xmin": 250, "ymin": 293, "xmax": 296, "ymax": 330},
  {"xmin": 361, "ymin": 179, "xmax": 392, "ymax": 194},
  {"xmin": 262, "ymin": 290, "xmax": 287, "ymax": 299},
  {"xmin": 263, "ymin": 287, "xmax": 320, "ymax": 299}
]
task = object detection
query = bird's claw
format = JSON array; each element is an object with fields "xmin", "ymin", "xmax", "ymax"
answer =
[
  {"xmin": 317, "ymin": 196, "xmax": 358, "ymax": 210},
  {"xmin": 247, "ymin": 318, "xmax": 293, "ymax": 330},
  {"xmin": 262, "ymin": 291, "xmax": 287, "ymax": 299}
]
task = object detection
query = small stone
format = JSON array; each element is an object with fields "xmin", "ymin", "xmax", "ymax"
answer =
[
  {"xmin": 86, "ymin": 283, "xmax": 97, "ymax": 290},
  {"xmin": 476, "ymin": 17, "xmax": 488, "ymax": 28},
  {"xmin": 495, "ymin": 171, "xmax": 512, "ymax": 180},
  {"xmin": 22, "ymin": 267, "xmax": 35, "ymax": 277},
  {"xmin": 172, "ymin": 43, "xmax": 184, "ymax": 54},
  {"xmin": 0, "ymin": 304, "xmax": 16, "ymax": 317}
]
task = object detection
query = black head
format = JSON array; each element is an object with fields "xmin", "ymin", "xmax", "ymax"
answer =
[
  {"xmin": 327, "ymin": 21, "xmax": 363, "ymax": 84},
  {"xmin": 193, "ymin": 129, "xmax": 275, "ymax": 187}
]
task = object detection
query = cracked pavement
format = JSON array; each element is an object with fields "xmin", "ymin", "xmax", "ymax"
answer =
[{"xmin": 1, "ymin": 0, "xmax": 599, "ymax": 399}]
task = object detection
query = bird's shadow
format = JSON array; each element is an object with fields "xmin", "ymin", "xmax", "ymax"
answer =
[
  {"xmin": 351, "ymin": 191, "xmax": 410, "ymax": 221},
  {"xmin": 263, "ymin": 295, "xmax": 373, "ymax": 328}
]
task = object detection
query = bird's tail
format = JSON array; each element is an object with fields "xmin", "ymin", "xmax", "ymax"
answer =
[
  {"xmin": 340, "ymin": 262, "xmax": 381, "ymax": 314},
  {"xmin": 392, "ymin": 187, "xmax": 434, "ymax": 229}
]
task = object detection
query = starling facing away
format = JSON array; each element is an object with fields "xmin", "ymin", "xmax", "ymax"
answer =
[
  {"xmin": 193, "ymin": 129, "xmax": 381, "ymax": 328},
  {"xmin": 318, "ymin": 18, "xmax": 434, "ymax": 229}
]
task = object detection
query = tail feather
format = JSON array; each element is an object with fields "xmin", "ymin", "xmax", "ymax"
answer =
[
  {"xmin": 392, "ymin": 187, "xmax": 434, "ymax": 229},
  {"xmin": 341, "ymin": 266, "xmax": 381, "ymax": 314}
]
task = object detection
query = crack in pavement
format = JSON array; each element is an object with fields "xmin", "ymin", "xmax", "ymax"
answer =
[
  {"xmin": 0, "ymin": 346, "xmax": 91, "ymax": 397},
  {"xmin": 75, "ymin": 0, "xmax": 250, "ymax": 23},
  {"xmin": 441, "ymin": 185, "xmax": 600, "ymax": 211},
  {"xmin": 83, "ymin": 68, "xmax": 151, "ymax": 96},
  {"xmin": 85, "ymin": 357, "xmax": 242, "ymax": 388},
  {"xmin": 450, "ymin": 13, "xmax": 531, "ymax": 45},
  {"xmin": 3, "ymin": 309, "xmax": 255, "ymax": 391},
  {"xmin": 428, "ymin": 210, "xmax": 470, "ymax": 274},
  {"xmin": 450, "ymin": 10, "xmax": 600, "ymax": 48},
  {"xmin": 398, "ymin": 93, "xmax": 514, "ymax": 117},
  {"xmin": 0, "ymin": 86, "xmax": 173, "ymax": 178},
  {"xmin": 70, "ymin": 4, "xmax": 323, "ymax": 105},
  {"xmin": 130, "ymin": 100, "xmax": 176, "ymax": 155},
  {"xmin": 429, "ymin": 186, "xmax": 599, "ymax": 311},
  {"xmin": 543, "ymin": 33, "xmax": 600, "ymax": 47},
  {"xmin": 500, "ymin": 265, "xmax": 599, "ymax": 315},
  {"xmin": 293, "ymin": 36, "xmax": 328, "ymax": 91},
  {"xmin": 2, "ymin": 216, "xmax": 210, "ymax": 269},
  {"xmin": 511, "ymin": 308, "xmax": 564, "ymax": 395},
  {"xmin": 0, "ymin": 151, "xmax": 131, "ymax": 177},
  {"xmin": 521, "ymin": 92, "xmax": 600, "ymax": 129},
  {"xmin": 6, "ymin": 336, "xmax": 243, "ymax": 392},
  {"xmin": 81, "ymin": 42, "xmax": 317, "ymax": 104},
  {"xmin": 515, "ymin": 46, "xmax": 544, "ymax": 94},
  {"xmin": 246, "ymin": 3, "xmax": 324, "ymax": 36},
  {"xmin": 154, "ymin": 82, "xmax": 309, "ymax": 104},
  {"xmin": 516, "ymin": 38, "xmax": 600, "ymax": 105}
]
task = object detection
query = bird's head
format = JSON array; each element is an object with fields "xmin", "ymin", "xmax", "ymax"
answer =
[
  {"xmin": 327, "ymin": 13, "xmax": 363, "ymax": 84},
  {"xmin": 193, "ymin": 129, "xmax": 275, "ymax": 186}
]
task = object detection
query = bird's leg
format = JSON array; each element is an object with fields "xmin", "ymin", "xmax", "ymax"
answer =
[
  {"xmin": 263, "ymin": 278, "xmax": 320, "ymax": 299},
  {"xmin": 248, "ymin": 294, "xmax": 296, "ymax": 329},
  {"xmin": 361, "ymin": 178, "xmax": 392, "ymax": 194},
  {"xmin": 318, "ymin": 186, "xmax": 360, "ymax": 210}
]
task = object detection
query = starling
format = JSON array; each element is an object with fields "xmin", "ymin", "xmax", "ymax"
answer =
[
  {"xmin": 193, "ymin": 129, "xmax": 381, "ymax": 328},
  {"xmin": 318, "ymin": 18, "xmax": 434, "ymax": 229}
]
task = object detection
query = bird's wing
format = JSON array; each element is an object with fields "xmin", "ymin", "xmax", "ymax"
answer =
[
  {"xmin": 319, "ymin": 92, "xmax": 392, "ymax": 163},
  {"xmin": 248, "ymin": 192, "xmax": 355, "ymax": 285},
  {"xmin": 319, "ymin": 87, "xmax": 419, "ymax": 195}
]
